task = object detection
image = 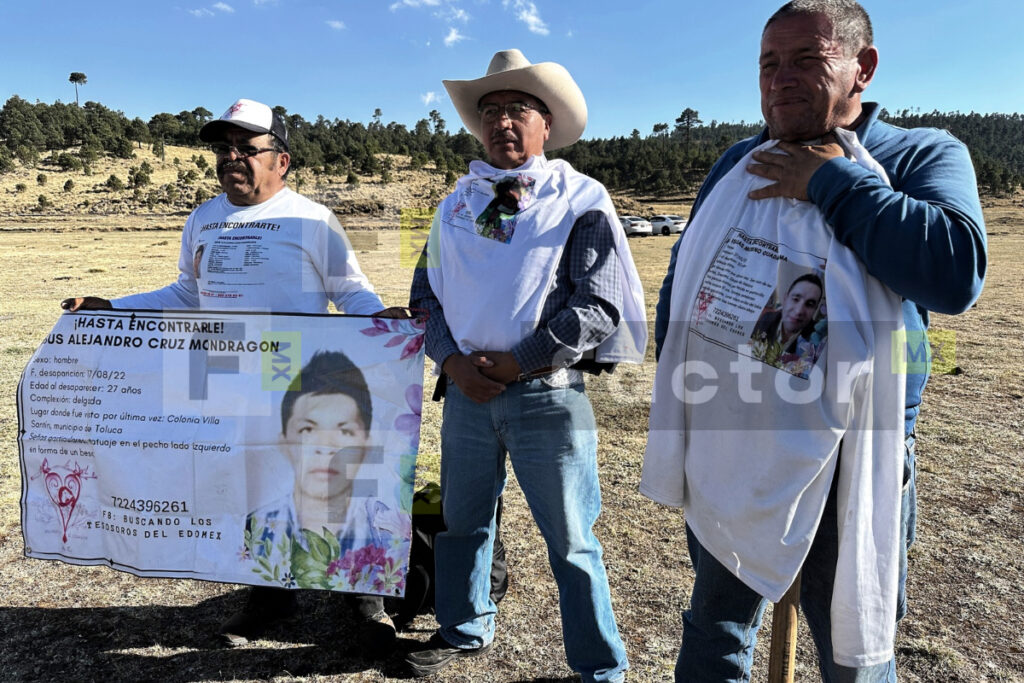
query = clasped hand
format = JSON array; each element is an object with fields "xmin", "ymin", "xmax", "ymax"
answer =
[
  {"xmin": 442, "ymin": 350, "xmax": 522, "ymax": 404},
  {"xmin": 746, "ymin": 134, "xmax": 844, "ymax": 201}
]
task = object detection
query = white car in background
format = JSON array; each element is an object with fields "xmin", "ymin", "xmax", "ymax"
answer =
[
  {"xmin": 619, "ymin": 215, "xmax": 653, "ymax": 237},
  {"xmin": 650, "ymin": 214, "xmax": 687, "ymax": 236}
]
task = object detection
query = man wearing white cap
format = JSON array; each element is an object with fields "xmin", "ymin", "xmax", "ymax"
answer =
[
  {"xmin": 63, "ymin": 98, "xmax": 387, "ymax": 316},
  {"xmin": 406, "ymin": 50, "xmax": 646, "ymax": 681},
  {"xmin": 62, "ymin": 98, "xmax": 402, "ymax": 654}
]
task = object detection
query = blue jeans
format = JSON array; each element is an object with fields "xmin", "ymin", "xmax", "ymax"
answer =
[
  {"xmin": 675, "ymin": 434, "xmax": 918, "ymax": 683},
  {"xmin": 896, "ymin": 431, "xmax": 916, "ymax": 622},
  {"xmin": 435, "ymin": 377, "xmax": 628, "ymax": 683}
]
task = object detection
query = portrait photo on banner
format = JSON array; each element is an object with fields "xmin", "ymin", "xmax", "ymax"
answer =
[{"xmin": 236, "ymin": 326, "xmax": 422, "ymax": 596}]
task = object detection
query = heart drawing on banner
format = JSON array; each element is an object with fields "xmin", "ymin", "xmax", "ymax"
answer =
[
  {"xmin": 45, "ymin": 470, "xmax": 82, "ymax": 543},
  {"xmin": 31, "ymin": 459, "xmax": 97, "ymax": 545}
]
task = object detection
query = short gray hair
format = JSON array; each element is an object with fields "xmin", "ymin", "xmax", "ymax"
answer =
[{"xmin": 764, "ymin": 0, "xmax": 873, "ymax": 56}]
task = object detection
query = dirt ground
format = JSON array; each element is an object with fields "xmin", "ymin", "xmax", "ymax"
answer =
[{"xmin": 0, "ymin": 195, "xmax": 1021, "ymax": 682}]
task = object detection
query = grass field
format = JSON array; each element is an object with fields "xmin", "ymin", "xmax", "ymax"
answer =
[{"xmin": 0, "ymin": 194, "xmax": 1021, "ymax": 682}]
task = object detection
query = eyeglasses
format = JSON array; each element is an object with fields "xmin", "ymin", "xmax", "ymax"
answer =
[
  {"xmin": 209, "ymin": 143, "xmax": 277, "ymax": 158},
  {"xmin": 478, "ymin": 101, "xmax": 549, "ymax": 123}
]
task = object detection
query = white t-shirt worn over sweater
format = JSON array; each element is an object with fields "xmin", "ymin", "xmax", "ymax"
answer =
[
  {"xmin": 641, "ymin": 129, "xmax": 905, "ymax": 667},
  {"xmin": 113, "ymin": 188, "xmax": 383, "ymax": 315}
]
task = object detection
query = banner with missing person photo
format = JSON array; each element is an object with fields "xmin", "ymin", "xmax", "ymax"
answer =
[{"xmin": 18, "ymin": 309, "xmax": 424, "ymax": 597}]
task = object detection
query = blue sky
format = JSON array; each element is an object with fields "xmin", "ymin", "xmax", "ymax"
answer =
[{"xmin": 1, "ymin": 0, "xmax": 1021, "ymax": 140}]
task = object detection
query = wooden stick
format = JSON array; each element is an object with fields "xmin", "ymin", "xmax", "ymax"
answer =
[{"xmin": 768, "ymin": 571, "xmax": 801, "ymax": 683}]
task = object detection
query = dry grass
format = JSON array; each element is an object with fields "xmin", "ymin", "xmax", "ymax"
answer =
[
  {"xmin": 0, "ymin": 146, "xmax": 454, "ymax": 233},
  {"xmin": 0, "ymin": 189, "xmax": 1021, "ymax": 682}
]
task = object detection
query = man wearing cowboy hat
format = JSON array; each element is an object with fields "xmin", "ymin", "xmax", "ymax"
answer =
[
  {"xmin": 62, "ymin": 97, "xmax": 404, "ymax": 656},
  {"xmin": 406, "ymin": 49, "xmax": 646, "ymax": 681}
]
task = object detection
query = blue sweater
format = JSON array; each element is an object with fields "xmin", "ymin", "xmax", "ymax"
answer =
[{"xmin": 654, "ymin": 103, "xmax": 987, "ymax": 435}]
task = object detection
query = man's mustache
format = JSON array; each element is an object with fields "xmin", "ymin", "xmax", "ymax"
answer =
[
  {"xmin": 491, "ymin": 132, "xmax": 517, "ymax": 145},
  {"xmin": 217, "ymin": 160, "xmax": 251, "ymax": 178}
]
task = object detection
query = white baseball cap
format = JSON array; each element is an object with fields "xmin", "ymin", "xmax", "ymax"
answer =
[{"xmin": 199, "ymin": 98, "xmax": 289, "ymax": 150}]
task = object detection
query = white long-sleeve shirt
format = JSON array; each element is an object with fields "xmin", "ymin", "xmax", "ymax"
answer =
[{"xmin": 114, "ymin": 188, "xmax": 383, "ymax": 315}]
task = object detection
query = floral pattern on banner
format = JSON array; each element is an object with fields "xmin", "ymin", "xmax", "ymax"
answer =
[
  {"xmin": 394, "ymin": 383, "xmax": 422, "ymax": 512},
  {"xmin": 243, "ymin": 499, "xmax": 412, "ymax": 595},
  {"xmin": 394, "ymin": 384, "xmax": 422, "ymax": 447},
  {"xmin": 360, "ymin": 318, "xmax": 425, "ymax": 361}
]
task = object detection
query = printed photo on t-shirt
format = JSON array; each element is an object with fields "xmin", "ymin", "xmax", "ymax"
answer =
[
  {"xmin": 193, "ymin": 243, "xmax": 206, "ymax": 279},
  {"xmin": 688, "ymin": 228, "xmax": 828, "ymax": 380},
  {"xmin": 444, "ymin": 173, "xmax": 541, "ymax": 245},
  {"xmin": 473, "ymin": 174, "xmax": 537, "ymax": 244},
  {"xmin": 749, "ymin": 265, "xmax": 828, "ymax": 379}
]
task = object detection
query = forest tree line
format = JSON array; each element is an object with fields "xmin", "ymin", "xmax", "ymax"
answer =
[{"xmin": 1, "ymin": 95, "xmax": 1021, "ymax": 197}]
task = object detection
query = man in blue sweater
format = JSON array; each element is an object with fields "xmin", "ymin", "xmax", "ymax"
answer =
[{"xmin": 654, "ymin": 1, "xmax": 987, "ymax": 680}]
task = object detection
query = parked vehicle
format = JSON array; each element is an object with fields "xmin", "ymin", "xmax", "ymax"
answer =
[
  {"xmin": 650, "ymin": 214, "xmax": 687, "ymax": 236},
  {"xmin": 619, "ymin": 215, "xmax": 653, "ymax": 237}
]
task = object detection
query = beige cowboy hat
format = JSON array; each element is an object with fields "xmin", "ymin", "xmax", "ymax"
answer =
[{"xmin": 443, "ymin": 49, "xmax": 587, "ymax": 151}]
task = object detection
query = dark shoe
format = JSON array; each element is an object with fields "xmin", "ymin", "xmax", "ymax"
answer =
[
  {"xmin": 357, "ymin": 609, "xmax": 398, "ymax": 659},
  {"xmin": 217, "ymin": 586, "xmax": 298, "ymax": 647},
  {"xmin": 405, "ymin": 631, "xmax": 492, "ymax": 677}
]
